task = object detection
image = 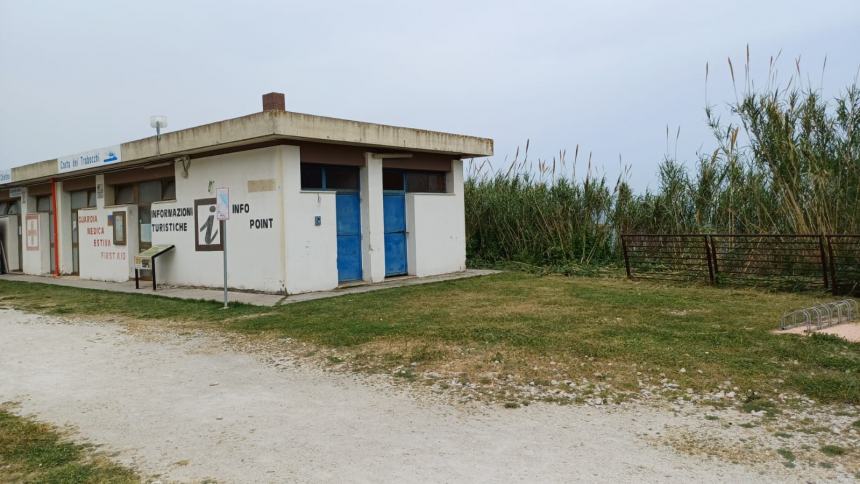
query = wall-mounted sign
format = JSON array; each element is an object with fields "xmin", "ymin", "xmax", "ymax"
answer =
[
  {"xmin": 25, "ymin": 214, "xmax": 39, "ymax": 251},
  {"xmin": 151, "ymin": 206, "xmax": 192, "ymax": 233},
  {"xmin": 0, "ymin": 169, "xmax": 10, "ymax": 185},
  {"xmin": 57, "ymin": 145, "xmax": 121, "ymax": 174},
  {"xmin": 194, "ymin": 198, "xmax": 223, "ymax": 251},
  {"xmin": 9, "ymin": 187, "xmax": 22, "ymax": 198},
  {"xmin": 112, "ymin": 211, "xmax": 126, "ymax": 246}
]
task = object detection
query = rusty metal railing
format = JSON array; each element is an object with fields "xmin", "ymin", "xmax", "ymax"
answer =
[
  {"xmin": 621, "ymin": 234, "xmax": 860, "ymax": 295},
  {"xmin": 827, "ymin": 235, "xmax": 860, "ymax": 296}
]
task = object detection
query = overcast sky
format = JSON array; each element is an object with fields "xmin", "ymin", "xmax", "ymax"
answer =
[{"xmin": 1, "ymin": 0, "xmax": 858, "ymax": 191}]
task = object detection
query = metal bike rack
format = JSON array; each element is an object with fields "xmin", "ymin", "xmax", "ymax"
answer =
[{"xmin": 779, "ymin": 299, "xmax": 856, "ymax": 331}]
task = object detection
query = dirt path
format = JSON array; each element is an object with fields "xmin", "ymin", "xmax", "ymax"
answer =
[{"xmin": 0, "ymin": 308, "xmax": 813, "ymax": 482}]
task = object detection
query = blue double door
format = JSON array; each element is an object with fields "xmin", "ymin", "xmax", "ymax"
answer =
[
  {"xmin": 336, "ymin": 190, "xmax": 408, "ymax": 281},
  {"xmin": 336, "ymin": 192, "xmax": 363, "ymax": 283},
  {"xmin": 383, "ymin": 191, "xmax": 407, "ymax": 276},
  {"xmin": 331, "ymin": 166, "xmax": 409, "ymax": 282}
]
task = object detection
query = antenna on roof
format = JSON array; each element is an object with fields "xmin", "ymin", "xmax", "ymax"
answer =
[{"xmin": 150, "ymin": 115, "xmax": 168, "ymax": 155}]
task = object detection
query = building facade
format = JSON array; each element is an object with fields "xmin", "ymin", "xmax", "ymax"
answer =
[{"xmin": 0, "ymin": 93, "xmax": 493, "ymax": 294}]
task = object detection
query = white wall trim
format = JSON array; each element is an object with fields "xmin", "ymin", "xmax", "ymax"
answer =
[{"xmin": 360, "ymin": 153, "xmax": 385, "ymax": 282}]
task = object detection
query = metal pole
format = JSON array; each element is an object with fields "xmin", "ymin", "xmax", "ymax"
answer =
[
  {"xmin": 826, "ymin": 235, "xmax": 838, "ymax": 295},
  {"xmin": 709, "ymin": 235, "xmax": 719, "ymax": 284},
  {"xmin": 222, "ymin": 220, "xmax": 228, "ymax": 309},
  {"xmin": 703, "ymin": 235, "xmax": 715, "ymax": 285},
  {"xmin": 621, "ymin": 235, "xmax": 632, "ymax": 278},
  {"xmin": 818, "ymin": 235, "xmax": 829, "ymax": 289}
]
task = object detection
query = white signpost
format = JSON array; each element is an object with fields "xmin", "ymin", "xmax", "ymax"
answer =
[{"xmin": 215, "ymin": 187, "xmax": 230, "ymax": 308}]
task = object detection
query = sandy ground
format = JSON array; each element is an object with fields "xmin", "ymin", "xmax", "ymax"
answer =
[
  {"xmin": 777, "ymin": 321, "xmax": 860, "ymax": 342},
  {"xmin": 0, "ymin": 308, "xmax": 840, "ymax": 483}
]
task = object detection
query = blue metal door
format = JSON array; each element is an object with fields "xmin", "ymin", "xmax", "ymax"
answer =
[
  {"xmin": 383, "ymin": 192, "xmax": 407, "ymax": 276},
  {"xmin": 336, "ymin": 192, "xmax": 362, "ymax": 282}
]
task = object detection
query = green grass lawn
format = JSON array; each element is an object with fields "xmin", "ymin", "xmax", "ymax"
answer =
[
  {"xmin": 0, "ymin": 408, "xmax": 138, "ymax": 483},
  {"xmin": 1, "ymin": 272, "xmax": 858, "ymax": 405}
]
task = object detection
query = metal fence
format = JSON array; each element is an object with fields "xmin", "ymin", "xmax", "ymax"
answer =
[
  {"xmin": 827, "ymin": 235, "xmax": 860, "ymax": 296},
  {"xmin": 621, "ymin": 234, "xmax": 714, "ymax": 283},
  {"xmin": 621, "ymin": 234, "xmax": 860, "ymax": 295}
]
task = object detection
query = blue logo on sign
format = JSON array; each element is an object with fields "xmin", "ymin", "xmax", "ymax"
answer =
[{"xmin": 104, "ymin": 151, "xmax": 118, "ymax": 163}]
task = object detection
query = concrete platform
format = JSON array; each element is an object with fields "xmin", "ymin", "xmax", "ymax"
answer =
[
  {"xmin": 279, "ymin": 270, "xmax": 499, "ymax": 305},
  {"xmin": 0, "ymin": 270, "xmax": 499, "ymax": 307},
  {"xmin": 776, "ymin": 322, "xmax": 860, "ymax": 343},
  {"xmin": 0, "ymin": 274, "xmax": 284, "ymax": 307}
]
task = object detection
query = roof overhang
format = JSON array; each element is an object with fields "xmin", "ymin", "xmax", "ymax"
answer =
[{"xmin": 6, "ymin": 110, "xmax": 493, "ymax": 186}]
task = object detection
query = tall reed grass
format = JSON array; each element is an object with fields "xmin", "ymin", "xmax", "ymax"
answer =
[{"xmin": 465, "ymin": 58, "xmax": 860, "ymax": 268}]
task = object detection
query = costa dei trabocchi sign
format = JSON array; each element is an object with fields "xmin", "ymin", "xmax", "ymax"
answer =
[{"xmin": 57, "ymin": 145, "xmax": 121, "ymax": 174}]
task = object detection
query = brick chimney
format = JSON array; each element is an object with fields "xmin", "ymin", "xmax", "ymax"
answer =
[{"xmin": 262, "ymin": 92, "xmax": 285, "ymax": 111}]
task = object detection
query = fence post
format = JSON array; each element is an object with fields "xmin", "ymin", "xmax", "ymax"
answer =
[
  {"xmin": 703, "ymin": 235, "xmax": 715, "ymax": 285},
  {"xmin": 826, "ymin": 235, "xmax": 838, "ymax": 295},
  {"xmin": 818, "ymin": 235, "xmax": 829, "ymax": 290},
  {"xmin": 621, "ymin": 235, "xmax": 632, "ymax": 279},
  {"xmin": 709, "ymin": 235, "xmax": 719, "ymax": 284}
]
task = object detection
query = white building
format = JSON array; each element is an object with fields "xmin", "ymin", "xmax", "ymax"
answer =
[{"xmin": 0, "ymin": 93, "xmax": 493, "ymax": 294}]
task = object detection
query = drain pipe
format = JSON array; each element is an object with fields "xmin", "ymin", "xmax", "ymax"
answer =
[{"xmin": 50, "ymin": 178, "xmax": 60, "ymax": 277}]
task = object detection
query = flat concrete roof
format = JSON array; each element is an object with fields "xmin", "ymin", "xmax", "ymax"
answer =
[{"xmin": 5, "ymin": 109, "xmax": 493, "ymax": 186}]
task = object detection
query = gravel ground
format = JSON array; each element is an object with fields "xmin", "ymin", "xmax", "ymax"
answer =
[{"xmin": 0, "ymin": 308, "xmax": 848, "ymax": 483}]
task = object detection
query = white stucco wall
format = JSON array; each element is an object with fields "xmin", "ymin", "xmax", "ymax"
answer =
[
  {"xmin": 0, "ymin": 216, "xmax": 20, "ymax": 271},
  {"xmin": 284, "ymin": 191, "xmax": 338, "ymax": 293},
  {"xmin": 279, "ymin": 145, "xmax": 339, "ymax": 294},
  {"xmin": 78, "ymin": 205, "xmax": 139, "ymax": 282},
  {"xmin": 404, "ymin": 159, "xmax": 466, "ymax": 277},
  {"xmin": 360, "ymin": 154, "xmax": 385, "ymax": 283},
  {"xmin": 151, "ymin": 147, "xmax": 286, "ymax": 293},
  {"xmin": 405, "ymin": 194, "xmax": 467, "ymax": 277},
  {"xmin": 9, "ymin": 145, "xmax": 469, "ymax": 293},
  {"xmin": 22, "ymin": 212, "xmax": 51, "ymax": 275},
  {"xmin": 56, "ymin": 183, "xmax": 74, "ymax": 275},
  {"xmin": 19, "ymin": 189, "xmax": 50, "ymax": 276}
]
